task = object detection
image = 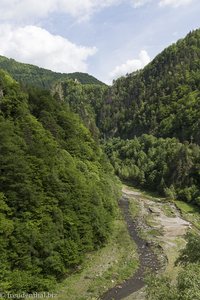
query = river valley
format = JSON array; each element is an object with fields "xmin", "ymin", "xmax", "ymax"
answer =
[{"xmin": 101, "ymin": 185, "xmax": 191, "ymax": 300}]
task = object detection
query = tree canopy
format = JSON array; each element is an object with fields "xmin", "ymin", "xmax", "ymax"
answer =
[{"xmin": 0, "ymin": 70, "xmax": 119, "ymax": 293}]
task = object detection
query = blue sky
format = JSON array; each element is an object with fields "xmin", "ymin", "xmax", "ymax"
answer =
[{"xmin": 0, "ymin": 0, "xmax": 199, "ymax": 84}]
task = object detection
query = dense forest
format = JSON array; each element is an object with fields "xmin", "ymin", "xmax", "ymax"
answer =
[
  {"xmin": 101, "ymin": 29, "xmax": 200, "ymax": 300},
  {"xmin": 0, "ymin": 28, "xmax": 200, "ymax": 299},
  {"xmin": 97, "ymin": 29, "xmax": 200, "ymax": 143},
  {"xmin": 51, "ymin": 79, "xmax": 109, "ymax": 139},
  {"xmin": 104, "ymin": 135, "xmax": 200, "ymax": 205},
  {"xmin": 0, "ymin": 56, "xmax": 104, "ymax": 90},
  {"xmin": 0, "ymin": 70, "xmax": 119, "ymax": 293},
  {"xmin": 46, "ymin": 30, "xmax": 200, "ymax": 144},
  {"xmin": 49, "ymin": 30, "xmax": 200, "ymax": 208}
]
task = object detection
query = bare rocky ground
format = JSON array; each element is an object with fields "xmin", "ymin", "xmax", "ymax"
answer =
[
  {"xmin": 121, "ymin": 186, "xmax": 191, "ymax": 300},
  {"xmin": 101, "ymin": 194, "xmax": 159, "ymax": 300}
]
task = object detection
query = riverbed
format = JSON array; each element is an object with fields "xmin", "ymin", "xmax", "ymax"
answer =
[{"xmin": 101, "ymin": 186, "xmax": 191, "ymax": 300}]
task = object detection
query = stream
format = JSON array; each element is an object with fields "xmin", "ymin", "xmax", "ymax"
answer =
[{"xmin": 101, "ymin": 195, "xmax": 160, "ymax": 300}]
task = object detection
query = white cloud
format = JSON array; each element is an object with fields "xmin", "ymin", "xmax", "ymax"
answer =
[
  {"xmin": 159, "ymin": 0, "xmax": 193, "ymax": 7},
  {"xmin": 0, "ymin": 0, "xmax": 121, "ymax": 23},
  {"xmin": 0, "ymin": 0, "xmax": 163, "ymax": 23},
  {"xmin": 0, "ymin": 0, "xmax": 56, "ymax": 22},
  {"xmin": 131, "ymin": 0, "xmax": 151, "ymax": 8},
  {"xmin": 57, "ymin": 0, "xmax": 122, "ymax": 21},
  {"xmin": 132, "ymin": 0, "xmax": 193, "ymax": 8},
  {"xmin": 109, "ymin": 50, "xmax": 150, "ymax": 80},
  {"xmin": 0, "ymin": 25, "xmax": 97, "ymax": 73},
  {"xmin": 0, "ymin": 0, "xmax": 193, "ymax": 23}
]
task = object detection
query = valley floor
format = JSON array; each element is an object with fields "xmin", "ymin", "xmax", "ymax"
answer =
[
  {"xmin": 122, "ymin": 185, "xmax": 191, "ymax": 300},
  {"xmin": 48, "ymin": 185, "xmax": 192, "ymax": 300},
  {"xmin": 52, "ymin": 195, "xmax": 139, "ymax": 300}
]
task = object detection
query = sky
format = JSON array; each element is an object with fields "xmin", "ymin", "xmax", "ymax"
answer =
[{"xmin": 0, "ymin": 0, "xmax": 199, "ymax": 84}]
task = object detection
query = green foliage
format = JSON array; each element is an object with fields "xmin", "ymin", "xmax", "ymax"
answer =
[
  {"xmin": 51, "ymin": 79, "xmax": 108, "ymax": 139},
  {"xmin": 0, "ymin": 55, "xmax": 104, "ymax": 89},
  {"xmin": 97, "ymin": 29, "xmax": 200, "ymax": 143},
  {"xmin": 176, "ymin": 263, "xmax": 200, "ymax": 300},
  {"xmin": 146, "ymin": 233, "xmax": 200, "ymax": 300},
  {"xmin": 0, "ymin": 70, "xmax": 118, "ymax": 293},
  {"xmin": 176, "ymin": 234, "xmax": 200, "ymax": 299},
  {"xmin": 176, "ymin": 232, "xmax": 200, "ymax": 266},
  {"xmin": 146, "ymin": 264, "xmax": 200, "ymax": 300},
  {"xmin": 146, "ymin": 275, "xmax": 178, "ymax": 300},
  {"xmin": 104, "ymin": 135, "xmax": 200, "ymax": 206},
  {"xmin": 1, "ymin": 28, "xmax": 200, "ymax": 297}
]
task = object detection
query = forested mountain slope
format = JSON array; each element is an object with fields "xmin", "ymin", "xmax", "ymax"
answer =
[
  {"xmin": 105, "ymin": 135, "xmax": 200, "ymax": 205},
  {"xmin": 1, "ymin": 27, "xmax": 200, "ymax": 297},
  {"xmin": 99, "ymin": 29, "xmax": 200, "ymax": 143},
  {"xmin": 102, "ymin": 29, "xmax": 200, "ymax": 207},
  {"xmin": 0, "ymin": 55, "xmax": 104, "ymax": 89},
  {"xmin": 51, "ymin": 79, "xmax": 109, "ymax": 139},
  {"xmin": 101, "ymin": 29, "xmax": 200, "ymax": 299},
  {"xmin": 0, "ymin": 70, "xmax": 118, "ymax": 293}
]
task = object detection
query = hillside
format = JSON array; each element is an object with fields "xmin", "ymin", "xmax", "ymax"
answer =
[
  {"xmin": 0, "ymin": 55, "xmax": 104, "ymax": 89},
  {"xmin": 0, "ymin": 70, "xmax": 118, "ymax": 293},
  {"xmin": 1, "ymin": 28, "xmax": 200, "ymax": 299},
  {"xmin": 98, "ymin": 29, "xmax": 200, "ymax": 143},
  {"xmin": 26, "ymin": 29, "xmax": 200, "ymax": 206},
  {"xmin": 100, "ymin": 28, "xmax": 200, "ymax": 299},
  {"xmin": 51, "ymin": 79, "xmax": 109, "ymax": 139},
  {"xmin": 100, "ymin": 29, "xmax": 200, "ymax": 207},
  {"xmin": 105, "ymin": 135, "xmax": 200, "ymax": 205}
]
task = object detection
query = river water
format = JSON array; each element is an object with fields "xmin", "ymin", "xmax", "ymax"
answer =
[{"xmin": 101, "ymin": 195, "xmax": 160, "ymax": 300}]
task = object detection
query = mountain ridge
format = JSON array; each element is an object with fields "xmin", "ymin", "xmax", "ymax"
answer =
[
  {"xmin": 0, "ymin": 27, "xmax": 200, "ymax": 298},
  {"xmin": 0, "ymin": 55, "xmax": 104, "ymax": 89},
  {"xmin": 98, "ymin": 28, "xmax": 200, "ymax": 143}
]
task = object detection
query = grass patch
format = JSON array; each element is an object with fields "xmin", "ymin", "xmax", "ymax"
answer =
[
  {"xmin": 174, "ymin": 200, "xmax": 198, "ymax": 214},
  {"xmin": 145, "ymin": 214, "xmax": 158, "ymax": 227},
  {"xmin": 163, "ymin": 237, "xmax": 185, "ymax": 280},
  {"xmin": 138, "ymin": 226, "xmax": 163, "ymax": 241},
  {"xmin": 129, "ymin": 197, "xmax": 140, "ymax": 217},
  {"xmin": 125, "ymin": 184, "xmax": 166, "ymax": 204},
  {"xmin": 147, "ymin": 228, "xmax": 162, "ymax": 237},
  {"xmin": 174, "ymin": 200, "xmax": 200, "ymax": 231},
  {"xmin": 52, "ymin": 212, "xmax": 139, "ymax": 300},
  {"xmin": 162, "ymin": 203, "xmax": 175, "ymax": 217},
  {"xmin": 142, "ymin": 190, "xmax": 164, "ymax": 202}
]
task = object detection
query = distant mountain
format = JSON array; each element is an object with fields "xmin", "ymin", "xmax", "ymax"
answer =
[
  {"xmin": 0, "ymin": 55, "xmax": 104, "ymax": 89},
  {"xmin": 98, "ymin": 29, "xmax": 200, "ymax": 144}
]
